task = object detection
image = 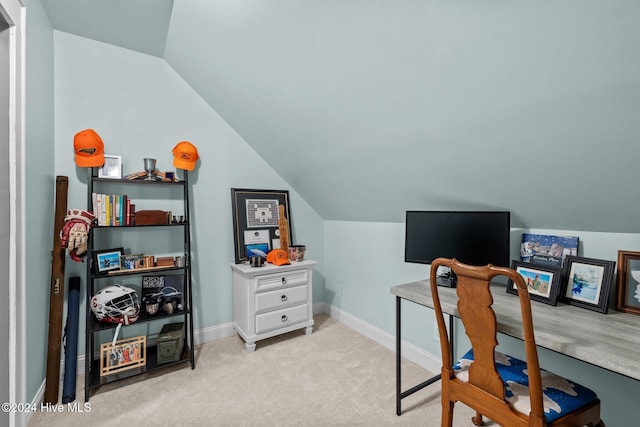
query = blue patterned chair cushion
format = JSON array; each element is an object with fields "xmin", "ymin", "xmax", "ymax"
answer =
[{"xmin": 453, "ymin": 349, "xmax": 598, "ymax": 423}]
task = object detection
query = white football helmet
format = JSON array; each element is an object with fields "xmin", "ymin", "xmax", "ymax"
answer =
[{"xmin": 91, "ymin": 284, "xmax": 140, "ymax": 325}]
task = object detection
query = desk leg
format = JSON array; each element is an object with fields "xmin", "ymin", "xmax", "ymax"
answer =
[
  {"xmin": 396, "ymin": 296, "xmax": 448, "ymax": 416},
  {"xmin": 396, "ymin": 296, "xmax": 401, "ymax": 416}
]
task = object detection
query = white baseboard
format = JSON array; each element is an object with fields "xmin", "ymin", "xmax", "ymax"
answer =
[{"xmin": 193, "ymin": 321, "xmax": 236, "ymax": 345}]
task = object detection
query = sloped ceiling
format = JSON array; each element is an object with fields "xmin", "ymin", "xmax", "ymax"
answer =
[{"xmin": 40, "ymin": 0, "xmax": 640, "ymax": 233}]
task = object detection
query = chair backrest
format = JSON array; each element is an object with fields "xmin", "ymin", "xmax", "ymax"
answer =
[{"xmin": 429, "ymin": 257, "xmax": 545, "ymax": 421}]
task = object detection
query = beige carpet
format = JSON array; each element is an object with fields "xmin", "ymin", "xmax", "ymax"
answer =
[{"xmin": 29, "ymin": 314, "xmax": 482, "ymax": 427}]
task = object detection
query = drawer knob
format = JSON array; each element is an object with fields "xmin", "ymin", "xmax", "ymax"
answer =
[
  {"xmin": 281, "ymin": 295, "xmax": 288, "ymax": 302},
  {"xmin": 281, "ymin": 277, "xmax": 287, "ymax": 285},
  {"xmin": 281, "ymin": 315, "xmax": 288, "ymax": 322}
]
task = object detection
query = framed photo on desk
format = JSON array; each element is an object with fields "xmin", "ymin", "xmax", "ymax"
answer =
[
  {"xmin": 616, "ymin": 250, "xmax": 640, "ymax": 315},
  {"xmin": 561, "ymin": 256, "xmax": 615, "ymax": 313},
  {"xmin": 507, "ymin": 261, "xmax": 562, "ymax": 306}
]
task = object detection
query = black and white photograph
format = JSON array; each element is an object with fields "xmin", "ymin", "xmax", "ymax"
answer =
[{"xmin": 98, "ymin": 154, "xmax": 122, "ymax": 179}]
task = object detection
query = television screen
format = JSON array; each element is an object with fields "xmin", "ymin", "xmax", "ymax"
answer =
[{"xmin": 404, "ymin": 210, "xmax": 511, "ymax": 271}]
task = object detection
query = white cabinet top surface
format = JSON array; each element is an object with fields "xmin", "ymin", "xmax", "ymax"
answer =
[{"xmin": 230, "ymin": 259, "xmax": 317, "ymax": 277}]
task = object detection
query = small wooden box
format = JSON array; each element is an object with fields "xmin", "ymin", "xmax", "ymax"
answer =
[
  {"xmin": 155, "ymin": 256, "xmax": 175, "ymax": 267},
  {"xmin": 157, "ymin": 322, "xmax": 184, "ymax": 364},
  {"xmin": 135, "ymin": 210, "xmax": 170, "ymax": 225}
]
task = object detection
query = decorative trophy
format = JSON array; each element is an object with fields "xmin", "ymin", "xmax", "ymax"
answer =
[{"xmin": 143, "ymin": 158, "xmax": 157, "ymax": 181}]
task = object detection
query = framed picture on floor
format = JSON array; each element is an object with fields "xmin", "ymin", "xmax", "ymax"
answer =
[
  {"xmin": 561, "ymin": 256, "xmax": 615, "ymax": 313},
  {"xmin": 230, "ymin": 188, "xmax": 292, "ymax": 264}
]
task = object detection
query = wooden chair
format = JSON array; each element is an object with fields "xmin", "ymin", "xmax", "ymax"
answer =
[{"xmin": 430, "ymin": 258, "xmax": 604, "ymax": 427}]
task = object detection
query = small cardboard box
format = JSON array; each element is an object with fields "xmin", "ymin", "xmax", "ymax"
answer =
[{"xmin": 157, "ymin": 322, "xmax": 184, "ymax": 364}]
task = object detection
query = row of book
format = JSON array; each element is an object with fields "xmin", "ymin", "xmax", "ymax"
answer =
[{"xmin": 92, "ymin": 193, "xmax": 136, "ymax": 226}]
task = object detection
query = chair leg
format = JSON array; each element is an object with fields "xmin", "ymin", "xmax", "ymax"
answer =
[
  {"xmin": 471, "ymin": 411, "xmax": 484, "ymax": 426},
  {"xmin": 441, "ymin": 400, "xmax": 454, "ymax": 427}
]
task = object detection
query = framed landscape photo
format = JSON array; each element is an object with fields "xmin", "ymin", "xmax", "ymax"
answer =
[
  {"xmin": 561, "ymin": 256, "xmax": 615, "ymax": 313},
  {"xmin": 507, "ymin": 261, "xmax": 562, "ymax": 306},
  {"xmin": 92, "ymin": 247, "xmax": 124, "ymax": 275},
  {"xmin": 230, "ymin": 189, "xmax": 292, "ymax": 264},
  {"xmin": 616, "ymin": 250, "xmax": 640, "ymax": 315}
]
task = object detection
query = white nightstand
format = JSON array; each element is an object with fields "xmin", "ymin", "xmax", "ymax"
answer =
[{"xmin": 230, "ymin": 260, "xmax": 316, "ymax": 352}]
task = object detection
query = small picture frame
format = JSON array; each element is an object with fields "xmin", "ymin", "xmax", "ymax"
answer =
[
  {"xmin": 561, "ymin": 256, "xmax": 615, "ymax": 313},
  {"xmin": 93, "ymin": 247, "xmax": 124, "ymax": 275},
  {"xmin": 98, "ymin": 154, "xmax": 122, "ymax": 179},
  {"xmin": 120, "ymin": 253, "xmax": 145, "ymax": 270},
  {"xmin": 615, "ymin": 250, "xmax": 640, "ymax": 315},
  {"xmin": 100, "ymin": 335, "xmax": 146, "ymax": 377},
  {"xmin": 507, "ymin": 261, "xmax": 562, "ymax": 306}
]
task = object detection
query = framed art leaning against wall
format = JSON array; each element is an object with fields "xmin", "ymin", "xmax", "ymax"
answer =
[
  {"xmin": 561, "ymin": 255, "xmax": 615, "ymax": 313},
  {"xmin": 230, "ymin": 188, "xmax": 292, "ymax": 264},
  {"xmin": 507, "ymin": 261, "xmax": 562, "ymax": 306},
  {"xmin": 616, "ymin": 250, "xmax": 640, "ymax": 315}
]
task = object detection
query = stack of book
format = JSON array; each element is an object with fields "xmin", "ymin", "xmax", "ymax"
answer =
[{"xmin": 91, "ymin": 193, "xmax": 136, "ymax": 226}]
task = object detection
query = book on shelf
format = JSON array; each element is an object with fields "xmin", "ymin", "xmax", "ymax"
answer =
[
  {"xmin": 141, "ymin": 274, "xmax": 185, "ymax": 316},
  {"xmin": 91, "ymin": 193, "xmax": 135, "ymax": 226}
]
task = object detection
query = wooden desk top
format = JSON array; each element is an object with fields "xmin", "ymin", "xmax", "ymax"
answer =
[{"xmin": 391, "ymin": 280, "xmax": 640, "ymax": 381}]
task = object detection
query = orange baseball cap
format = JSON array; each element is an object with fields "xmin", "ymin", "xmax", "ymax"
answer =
[
  {"xmin": 74, "ymin": 129, "xmax": 104, "ymax": 167},
  {"xmin": 266, "ymin": 249, "xmax": 290, "ymax": 266},
  {"xmin": 172, "ymin": 141, "xmax": 199, "ymax": 171}
]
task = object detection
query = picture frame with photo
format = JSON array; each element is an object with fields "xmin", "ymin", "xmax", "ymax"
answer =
[
  {"xmin": 99, "ymin": 335, "xmax": 146, "ymax": 377},
  {"xmin": 120, "ymin": 253, "xmax": 145, "ymax": 270},
  {"xmin": 92, "ymin": 247, "xmax": 124, "ymax": 275},
  {"xmin": 520, "ymin": 233, "xmax": 579, "ymax": 268},
  {"xmin": 230, "ymin": 188, "xmax": 292, "ymax": 264},
  {"xmin": 507, "ymin": 261, "xmax": 563, "ymax": 306},
  {"xmin": 98, "ymin": 154, "xmax": 123, "ymax": 179},
  {"xmin": 615, "ymin": 250, "xmax": 640, "ymax": 315},
  {"xmin": 561, "ymin": 256, "xmax": 615, "ymax": 313}
]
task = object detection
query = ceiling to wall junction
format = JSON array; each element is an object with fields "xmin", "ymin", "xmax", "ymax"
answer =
[{"xmin": 40, "ymin": 0, "xmax": 640, "ymax": 233}]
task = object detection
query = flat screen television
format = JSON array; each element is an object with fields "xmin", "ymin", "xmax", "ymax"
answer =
[{"xmin": 404, "ymin": 210, "xmax": 511, "ymax": 287}]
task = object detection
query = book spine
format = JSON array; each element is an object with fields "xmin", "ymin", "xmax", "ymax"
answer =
[
  {"xmin": 129, "ymin": 204, "xmax": 136, "ymax": 225},
  {"xmin": 106, "ymin": 195, "xmax": 111, "ymax": 226},
  {"xmin": 116, "ymin": 195, "xmax": 120, "ymax": 226},
  {"xmin": 92, "ymin": 192, "xmax": 97, "ymax": 218},
  {"xmin": 101, "ymin": 194, "xmax": 106, "ymax": 226},
  {"xmin": 94, "ymin": 194, "xmax": 102, "ymax": 226},
  {"xmin": 123, "ymin": 195, "xmax": 128, "ymax": 226}
]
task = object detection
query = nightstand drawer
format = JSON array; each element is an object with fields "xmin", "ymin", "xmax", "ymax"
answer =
[
  {"xmin": 255, "ymin": 285, "xmax": 308, "ymax": 313},
  {"xmin": 255, "ymin": 304, "xmax": 308, "ymax": 334},
  {"xmin": 255, "ymin": 269, "xmax": 309, "ymax": 292}
]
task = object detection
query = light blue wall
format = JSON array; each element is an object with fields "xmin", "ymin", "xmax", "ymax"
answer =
[
  {"xmin": 52, "ymin": 29, "xmax": 325, "ymax": 331},
  {"xmin": 23, "ymin": 5, "xmax": 640, "ymax": 426},
  {"xmin": 324, "ymin": 220, "xmax": 640, "ymax": 426},
  {"xmin": 16, "ymin": 30, "xmax": 326, "ymax": 404},
  {"xmin": 24, "ymin": 0, "xmax": 55, "ymax": 404}
]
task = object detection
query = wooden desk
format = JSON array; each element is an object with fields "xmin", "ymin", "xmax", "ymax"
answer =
[{"xmin": 391, "ymin": 280, "xmax": 640, "ymax": 415}]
